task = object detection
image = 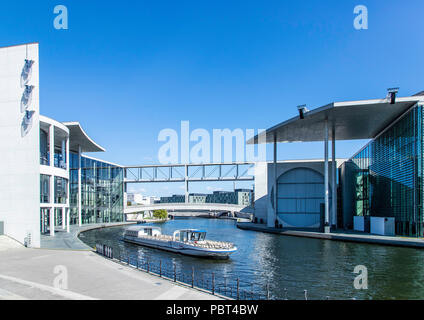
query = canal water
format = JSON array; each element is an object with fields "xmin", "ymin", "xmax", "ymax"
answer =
[{"xmin": 79, "ymin": 217, "xmax": 424, "ymax": 300}]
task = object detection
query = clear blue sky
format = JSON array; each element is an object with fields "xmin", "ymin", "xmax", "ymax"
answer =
[{"xmin": 1, "ymin": 0, "xmax": 423, "ymax": 196}]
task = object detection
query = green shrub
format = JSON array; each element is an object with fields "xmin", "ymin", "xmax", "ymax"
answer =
[{"xmin": 153, "ymin": 209, "xmax": 168, "ymax": 220}]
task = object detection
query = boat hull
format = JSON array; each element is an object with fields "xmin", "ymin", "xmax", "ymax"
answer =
[{"xmin": 123, "ymin": 236, "xmax": 236, "ymax": 259}]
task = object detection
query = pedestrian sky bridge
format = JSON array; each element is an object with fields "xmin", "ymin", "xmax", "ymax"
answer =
[
  {"xmin": 124, "ymin": 162, "xmax": 255, "ymax": 183},
  {"xmin": 123, "ymin": 162, "xmax": 255, "ymax": 204}
]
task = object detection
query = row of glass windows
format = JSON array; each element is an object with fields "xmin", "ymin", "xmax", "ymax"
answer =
[
  {"xmin": 40, "ymin": 129, "xmax": 67, "ymax": 169},
  {"xmin": 69, "ymin": 153, "xmax": 124, "ymax": 225},
  {"xmin": 40, "ymin": 174, "xmax": 68, "ymax": 204},
  {"xmin": 346, "ymin": 104, "xmax": 423, "ymax": 237}
]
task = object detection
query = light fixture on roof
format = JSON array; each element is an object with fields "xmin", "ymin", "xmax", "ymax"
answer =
[
  {"xmin": 297, "ymin": 105, "xmax": 309, "ymax": 120},
  {"xmin": 387, "ymin": 87, "xmax": 399, "ymax": 104}
]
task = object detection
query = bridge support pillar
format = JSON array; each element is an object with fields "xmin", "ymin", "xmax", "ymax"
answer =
[{"xmin": 184, "ymin": 165, "xmax": 189, "ymax": 203}]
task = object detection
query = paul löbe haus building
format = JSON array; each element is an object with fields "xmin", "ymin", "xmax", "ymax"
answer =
[{"xmin": 0, "ymin": 43, "xmax": 124, "ymax": 248}]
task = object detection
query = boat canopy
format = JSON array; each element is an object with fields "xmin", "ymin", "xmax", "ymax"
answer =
[
  {"xmin": 125, "ymin": 226, "xmax": 162, "ymax": 237},
  {"xmin": 173, "ymin": 229, "xmax": 207, "ymax": 242}
]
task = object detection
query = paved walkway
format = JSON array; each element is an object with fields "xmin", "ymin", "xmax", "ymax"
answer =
[
  {"xmin": 237, "ymin": 222, "xmax": 424, "ymax": 249},
  {"xmin": 0, "ymin": 236, "xmax": 220, "ymax": 300},
  {"xmin": 40, "ymin": 222, "xmax": 136, "ymax": 250}
]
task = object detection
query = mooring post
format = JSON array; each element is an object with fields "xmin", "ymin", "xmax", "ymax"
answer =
[
  {"xmin": 212, "ymin": 272, "xmax": 215, "ymax": 295},
  {"xmin": 267, "ymin": 282, "xmax": 270, "ymax": 300},
  {"xmin": 192, "ymin": 267, "xmax": 194, "ymax": 288},
  {"xmin": 237, "ymin": 278, "xmax": 240, "ymax": 300},
  {"xmin": 304, "ymin": 289, "xmax": 308, "ymax": 301}
]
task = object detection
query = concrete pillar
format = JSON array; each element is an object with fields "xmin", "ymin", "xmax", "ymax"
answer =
[
  {"xmin": 273, "ymin": 135, "xmax": 277, "ymax": 226},
  {"xmin": 78, "ymin": 145, "xmax": 82, "ymax": 226},
  {"xmin": 332, "ymin": 127, "xmax": 337, "ymax": 229},
  {"xmin": 62, "ymin": 208, "xmax": 65, "ymax": 229},
  {"xmin": 324, "ymin": 119, "xmax": 330, "ymax": 233},
  {"xmin": 61, "ymin": 140, "xmax": 66, "ymax": 168},
  {"xmin": 49, "ymin": 208, "xmax": 55, "ymax": 237},
  {"xmin": 48, "ymin": 124, "xmax": 54, "ymax": 167},
  {"xmin": 66, "ymin": 136, "xmax": 69, "ymax": 171},
  {"xmin": 66, "ymin": 208, "xmax": 70, "ymax": 233}
]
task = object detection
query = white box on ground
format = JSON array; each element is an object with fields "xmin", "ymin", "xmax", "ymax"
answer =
[
  {"xmin": 370, "ymin": 217, "xmax": 395, "ymax": 236},
  {"xmin": 354, "ymin": 216, "xmax": 364, "ymax": 232}
]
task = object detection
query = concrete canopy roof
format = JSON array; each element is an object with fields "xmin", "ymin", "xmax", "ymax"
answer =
[
  {"xmin": 63, "ymin": 122, "xmax": 105, "ymax": 153},
  {"xmin": 248, "ymin": 95, "xmax": 424, "ymax": 144}
]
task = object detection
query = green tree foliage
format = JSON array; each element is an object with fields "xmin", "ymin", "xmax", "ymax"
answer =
[{"xmin": 153, "ymin": 209, "xmax": 168, "ymax": 220}]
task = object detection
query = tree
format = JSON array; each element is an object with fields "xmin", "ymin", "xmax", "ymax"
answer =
[{"xmin": 153, "ymin": 209, "xmax": 168, "ymax": 220}]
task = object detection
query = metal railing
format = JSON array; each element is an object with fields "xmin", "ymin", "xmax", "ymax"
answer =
[
  {"xmin": 96, "ymin": 243, "xmax": 270, "ymax": 300},
  {"xmin": 95, "ymin": 243, "xmax": 354, "ymax": 300}
]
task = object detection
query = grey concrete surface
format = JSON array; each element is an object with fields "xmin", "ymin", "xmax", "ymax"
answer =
[
  {"xmin": 237, "ymin": 222, "xmax": 424, "ymax": 249},
  {"xmin": 40, "ymin": 222, "xmax": 136, "ymax": 250},
  {"xmin": 0, "ymin": 240, "xmax": 221, "ymax": 300}
]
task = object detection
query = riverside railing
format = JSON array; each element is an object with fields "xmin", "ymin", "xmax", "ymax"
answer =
[
  {"xmin": 95, "ymin": 243, "xmax": 350, "ymax": 300},
  {"xmin": 96, "ymin": 243, "xmax": 272, "ymax": 300}
]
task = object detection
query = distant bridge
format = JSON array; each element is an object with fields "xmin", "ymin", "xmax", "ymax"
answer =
[{"xmin": 124, "ymin": 203, "xmax": 254, "ymax": 216}]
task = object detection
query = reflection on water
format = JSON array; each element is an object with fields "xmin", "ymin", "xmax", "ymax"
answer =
[{"xmin": 79, "ymin": 217, "xmax": 424, "ymax": 300}]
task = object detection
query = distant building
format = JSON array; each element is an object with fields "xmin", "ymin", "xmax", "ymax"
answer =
[
  {"xmin": 160, "ymin": 194, "xmax": 185, "ymax": 203},
  {"xmin": 126, "ymin": 193, "xmax": 157, "ymax": 206},
  {"xmin": 189, "ymin": 193, "xmax": 208, "ymax": 204},
  {"xmin": 160, "ymin": 190, "xmax": 253, "ymax": 206}
]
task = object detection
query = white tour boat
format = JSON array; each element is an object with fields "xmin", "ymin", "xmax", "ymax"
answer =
[{"xmin": 123, "ymin": 226, "xmax": 237, "ymax": 259}]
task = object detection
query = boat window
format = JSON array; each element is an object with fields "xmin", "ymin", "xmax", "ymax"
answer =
[
  {"xmin": 146, "ymin": 228, "xmax": 152, "ymax": 236},
  {"xmin": 200, "ymin": 232, "xmax": 206, "ymax": 241},
  {"xmin": 179, "ymin": 232, "xmax": 186, "ymax": 242}
]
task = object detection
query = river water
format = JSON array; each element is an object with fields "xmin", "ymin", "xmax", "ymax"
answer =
[{"xmin": 79, "ymin": 217, "xmax": 424, "ymax": 300}]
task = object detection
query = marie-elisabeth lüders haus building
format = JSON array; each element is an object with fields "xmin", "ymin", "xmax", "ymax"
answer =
[{"xmin": 1, "ymin": 42, "xmax": 424, "ymax": 249}]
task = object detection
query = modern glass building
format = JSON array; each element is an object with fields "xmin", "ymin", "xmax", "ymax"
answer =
[
  {"xmin": 38, "ymin": 118, "xmax": 125, "ymax": 237},
  {"xmin": 70, "ymin": 154, "xmax": 124, "ymax": 225},
  {"xmin": 343, "ymin": 104, "xmax": 423, "ymax": 237}
]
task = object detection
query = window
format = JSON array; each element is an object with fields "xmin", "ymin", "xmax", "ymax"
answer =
[{"xmin": 40, "ymin": 174, "xmax": 50, "ymax": 203}]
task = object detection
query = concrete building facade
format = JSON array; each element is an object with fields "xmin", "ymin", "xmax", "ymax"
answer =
[{"xmin": 254, "ymin": 160, "xmax": 344, "ymax": 229}]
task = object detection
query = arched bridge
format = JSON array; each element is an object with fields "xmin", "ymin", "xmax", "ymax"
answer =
[{"xmin": 124, "ymin": 203, "xmax": 254, "ymax": 216}]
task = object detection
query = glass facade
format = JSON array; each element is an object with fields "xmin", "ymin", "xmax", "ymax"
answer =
[
  {"xmin": 54, "ymin": 176, "xmax": 68, "ymax": 204},
  {"xmin": 40, "ymin": 174, "xmax": 50, "ymax": 203},
  {"xmin": 69, "ymin": 153, "xmax": 124, "ymax": 225},
  {"xmin": 345, "ymin": 104, "xmax": 423, "ymax": 237}
]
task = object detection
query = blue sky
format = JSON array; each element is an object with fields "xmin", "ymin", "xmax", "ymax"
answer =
[{"xmin": 1, "ymin": 0, "xmax": 423, "ymax": 196}]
